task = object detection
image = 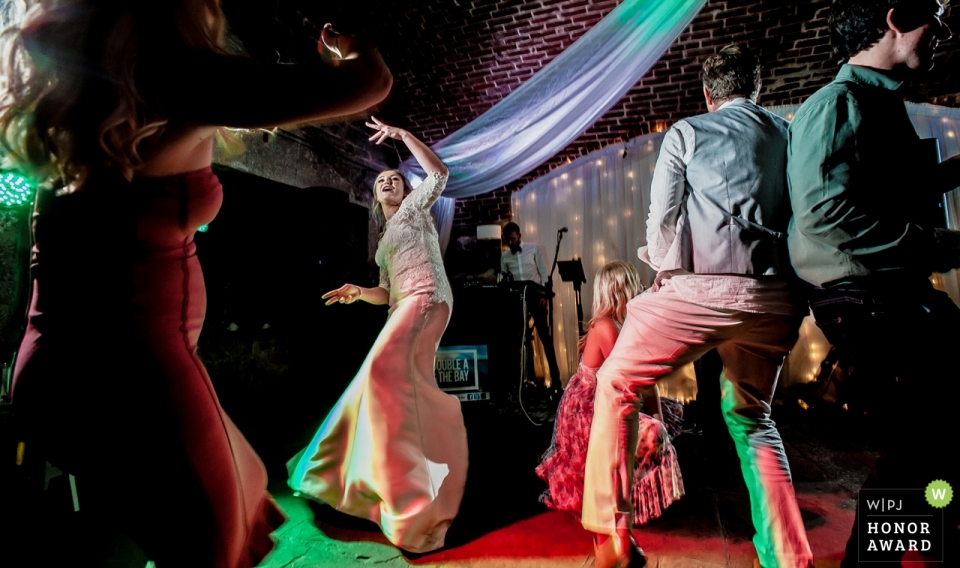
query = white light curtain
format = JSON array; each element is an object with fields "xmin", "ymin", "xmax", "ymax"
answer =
[
  {"xmin": 400, "ymin": 0, "xmax": 707, "ymax": 199},
  {"xmin": 516, "ymin": 103, "xmax": 960, "ymax": 392},
  {"xmin": 512, "ymin": 133, "xmax": 667, "ymax": 388}
]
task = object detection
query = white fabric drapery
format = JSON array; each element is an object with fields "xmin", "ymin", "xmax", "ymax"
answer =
[
  {"xmin": 401, "ymin": 0, "xmax": 706, "ymax": 199},
  {"xmin": 400, "ymin": 0, "xmax": 706, "ymax": 254},
  {"xmin": 429, "ymin": 197, "xmax": 455, "ymax": 256},
  {"xmin": 515, "ymin": 103, "xmax": 960, "ymax": 392}
]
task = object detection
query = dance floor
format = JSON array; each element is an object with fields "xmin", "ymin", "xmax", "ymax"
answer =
[
  {"xmin": 4, "ymin": 392, "xmax": 875, "ymax": 567},
  {"xmin": 259, "ymin": 399, "xmax": 870, "ymax": 568},
  {"xmin": 263, "ymin": 486, "xmax": 855, "ymax": 567}
]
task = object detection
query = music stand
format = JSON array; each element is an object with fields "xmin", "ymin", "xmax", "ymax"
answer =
[{"xmin": 557, "ymin": 258, "xmax": 587, "ymax": 335}]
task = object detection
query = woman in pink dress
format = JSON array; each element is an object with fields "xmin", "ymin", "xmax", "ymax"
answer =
[
  {"xmin": 288, "ymin": 118, "xmax": 467, "ymax": 554},
  {"xmin": 1, "ymin": 2, "xmax": 391, "ymax": 566},
  {"xmin": 536, "ymin": 261, "xmax": 684, "ymax": 531}
]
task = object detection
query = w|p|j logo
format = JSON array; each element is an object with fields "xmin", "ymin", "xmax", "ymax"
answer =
[
  {"xmin": 925, "ymin": 480, "xmax": 953, "ymax": 508},
  {"xmin": 856, "ymin": 481, "xmax": 949, "ymax": 562}
]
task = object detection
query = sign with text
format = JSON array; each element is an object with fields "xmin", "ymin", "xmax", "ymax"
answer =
[
  {"xmin": 856, "ymin": 488, "xmax": 944, "ymax": 562},
  {"xmin": 435, "ymin": 346, "xmax": 487, "ymax": 392},
  {"xmin": 456, "ymin": 391, "xmax": 491, "ymax": 402}
]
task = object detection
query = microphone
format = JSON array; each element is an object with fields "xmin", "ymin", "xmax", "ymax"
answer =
[{"xmin": 559, "ymin": 227, "xmax": 569, "ymax": 233}]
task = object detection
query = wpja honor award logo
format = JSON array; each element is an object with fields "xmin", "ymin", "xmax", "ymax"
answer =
[{"xmin": 856, "ymin": 480, "xmax": 952, "ymax": 561}]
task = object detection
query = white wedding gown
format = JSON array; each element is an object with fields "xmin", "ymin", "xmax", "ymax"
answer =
[{"xmin": 288, "ymin": 172, "xmax": 468, "ymax": 553}]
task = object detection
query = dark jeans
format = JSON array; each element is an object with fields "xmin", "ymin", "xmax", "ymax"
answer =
[{"xmin": 810, "ymin": 280, "xmax": 960, "ymax": 565}]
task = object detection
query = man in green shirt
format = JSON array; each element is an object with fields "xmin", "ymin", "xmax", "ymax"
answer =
[{"xmin": 787, "ymin": 0, "xmax": 959, "ymax": 564}]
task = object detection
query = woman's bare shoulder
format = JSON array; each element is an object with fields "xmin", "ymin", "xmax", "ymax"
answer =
[
  {"xmin": 585, "ymin": 317, "xmax": 619, "ymax": 349},
  {"xmin": 590, "ymin": 317, "xmax": 620, "ymax": 335}
]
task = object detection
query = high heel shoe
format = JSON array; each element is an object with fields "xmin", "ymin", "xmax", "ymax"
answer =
[{"xmin": 593, "ymin": 533, "xmax": 647, "ymax": 568}]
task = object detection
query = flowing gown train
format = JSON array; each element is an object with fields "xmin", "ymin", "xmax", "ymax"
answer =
[{"xmin": 288, "ymin": 172, "xmax": 468, "ymax": 553}]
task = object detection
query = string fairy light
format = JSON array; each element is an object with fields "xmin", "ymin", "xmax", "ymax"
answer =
[{"xmin": 0, "ymin": 172, "xmax": 34, "ymax": 208}]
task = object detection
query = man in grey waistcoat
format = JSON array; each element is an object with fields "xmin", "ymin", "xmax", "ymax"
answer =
[{"xmin": 581, "ymin": 46, "xmax": 813, "ymax": 568}]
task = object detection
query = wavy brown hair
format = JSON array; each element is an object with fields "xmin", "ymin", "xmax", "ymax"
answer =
[
  {"xmin": 371, "ymin": 169, "xmax": 411, "ymax": 238},
  {"xmin": 577, "ymin": 261, "xmax": 644, "ymax": 355},
  {"xmin": 0, "ymin": 0, "xmax": 226, "ymax": 187}
]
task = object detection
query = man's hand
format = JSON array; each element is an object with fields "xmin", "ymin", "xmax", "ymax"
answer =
[
  {"xmin": 649, "ymin": 271, "xmax": 670, "ymax": 292},
  {"xmin": 932, "ymin": 228, "xmax": 960, "ymax": 272},
  {"xmin": 934, "ymin": 154, "xmax": 960, "ymax": 195}
]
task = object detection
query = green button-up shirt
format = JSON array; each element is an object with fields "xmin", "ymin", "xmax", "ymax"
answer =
[{"xmin": 786, "ymin": 64, "xmax": 941, "ymax": 287}]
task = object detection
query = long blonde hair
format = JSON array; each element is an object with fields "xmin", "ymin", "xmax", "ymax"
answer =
[
  {"xmin": 577, "ymin": 261, "xmax": 644, "ymax": 354},
  {"xmin": 0, "ymin": 0, "xmax": 226, "ymax": 187},
  {"xmin": 371, "ymin": 169, "xmax": 411, "ymax": 238}
]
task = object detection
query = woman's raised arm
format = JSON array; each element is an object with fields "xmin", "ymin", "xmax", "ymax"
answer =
[
  {"xmin": 366, "ymin": 117, "xmax": 447, "ymax": 176},
  {"xmin": 152, "ymin": 26, "xmax": 393, "ymax": 129},
  {"xmin": 366, "ymin": 118, "xmax": 448, "ymax": 208}
]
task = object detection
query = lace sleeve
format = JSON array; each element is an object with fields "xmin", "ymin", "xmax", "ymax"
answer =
[
  {"xmin": 407, "ymin": 171, "xmax": 449, "ymax": 210},
  {"xmin": 379, "ymin": 266, "xmax": 391, "ymax": 292}
]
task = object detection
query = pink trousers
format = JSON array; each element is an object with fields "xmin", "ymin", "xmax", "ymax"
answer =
[{"xmin": 581, "ymin": 283, "xmax": 813, "ymax": 568}]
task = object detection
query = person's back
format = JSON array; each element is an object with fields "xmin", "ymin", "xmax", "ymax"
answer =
[
  {"xmin": 537, "ymin": 262, "xmax": 684, "ymax": 530},
  {"xmin": 784, "ymin": 1, "xmax": 959, "ymax": 564},
  {"xmin": 1, "ymin": 2, "xmax": 393, "ymax": 566},
  {"xmin": 673, "ymin": 100, "xmax": 790, "ymax": 275},
  {"xmin": 787, "ymin": 64, "xmax": 940, "ymax": 285}
]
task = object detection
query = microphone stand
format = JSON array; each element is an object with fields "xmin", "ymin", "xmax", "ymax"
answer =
[{"xmin": 547, "ymin": 229, "xmax": 564, "ymax": 333}]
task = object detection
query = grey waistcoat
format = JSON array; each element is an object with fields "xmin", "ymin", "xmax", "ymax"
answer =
[{"xmin": 667, "ymin": 99, "xmax": 792, "ymax": 276}]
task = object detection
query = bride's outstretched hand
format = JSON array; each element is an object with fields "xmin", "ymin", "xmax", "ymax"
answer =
[
  {"xmin": 322, "ymin": 284, "xmax": 362, "ymax": 305},
  {"xmin": 367, "ymin": 117, "xmax": 446, "ymax": 175},
  {"xmin": 366, "ymin": 117, "xmax": 407, "ymax": 144}
]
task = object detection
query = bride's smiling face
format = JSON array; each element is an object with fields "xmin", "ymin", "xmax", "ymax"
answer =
[{"xmin": 375, "ymin": 170, "xmax": 409, "ymax": 207}]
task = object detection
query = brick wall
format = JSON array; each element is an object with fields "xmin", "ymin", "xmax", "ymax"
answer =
[
  {"xmin": 224, "ymin": 0, "xmax": 960, "ymax": 234},
  {"xmin": 405, "ymin": 0, "xmax": 957, "ymax": 232}
]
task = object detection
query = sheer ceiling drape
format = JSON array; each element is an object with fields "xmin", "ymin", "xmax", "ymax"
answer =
[{"xmin": 399, "ymin": 0, "xmax": 708, "ymax": 253}]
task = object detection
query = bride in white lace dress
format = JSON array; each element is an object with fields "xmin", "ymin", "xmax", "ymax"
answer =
[{"xmin": 288, "ymin": 118, "xmax": 467, "ymax": 553}]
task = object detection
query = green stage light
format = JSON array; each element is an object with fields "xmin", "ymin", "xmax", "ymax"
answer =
[
  {"xmin": 0, "ymin": 172, "xmax": 34, "ymax": 208},
  {"xmin": 197, "ymin": 224, "xmax": 209, "ymax": 232}
]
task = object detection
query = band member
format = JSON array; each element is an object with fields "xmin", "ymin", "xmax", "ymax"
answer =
[{"xmin": 501, "ymin": 222, "xmax": 562, "ymax": 387}]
